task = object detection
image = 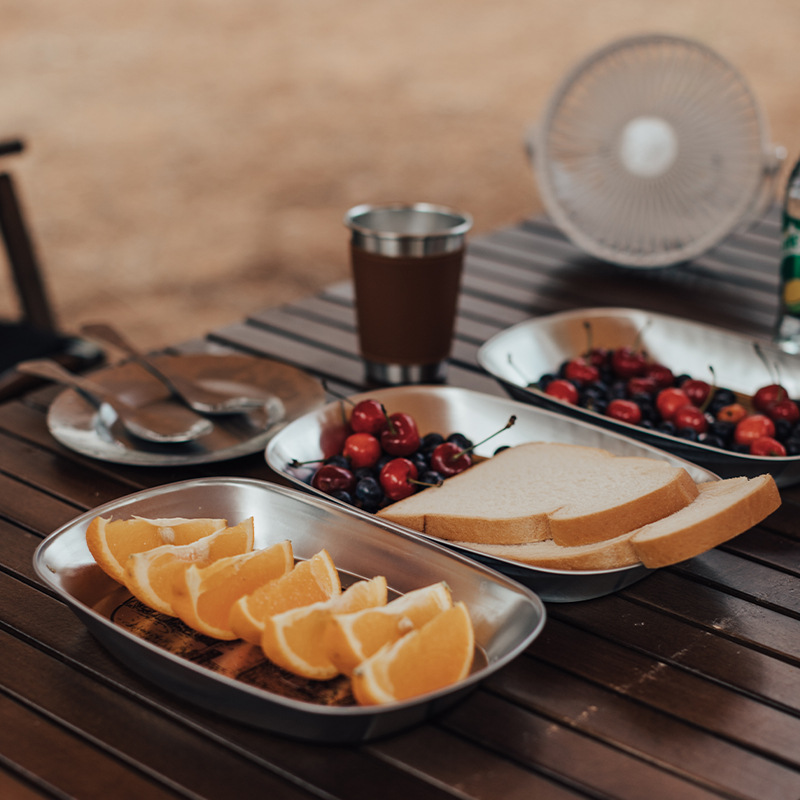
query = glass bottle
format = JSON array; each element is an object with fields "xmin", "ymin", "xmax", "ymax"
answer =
[{"xmin": 775, "ymin": 155, "xmax": 800, "ymax": 354}]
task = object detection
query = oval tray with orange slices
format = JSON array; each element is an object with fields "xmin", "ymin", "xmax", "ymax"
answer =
[{"xmin": 33, "ymin": 477, "xmax": 545, "ymax": 744}]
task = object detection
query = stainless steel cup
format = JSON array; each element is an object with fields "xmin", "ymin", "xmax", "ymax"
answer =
[{"xmin": 344, "ymin": 203, "xmax": 472, "ymax": 385}]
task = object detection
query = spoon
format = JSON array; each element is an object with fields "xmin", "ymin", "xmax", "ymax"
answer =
[
  {"xmin": 80, "ymin": 323, "xmax": 273, "ymax": 415},
  {"xmin": 18, "ymin": 359, "xmax": 214, "ymax": 444}
]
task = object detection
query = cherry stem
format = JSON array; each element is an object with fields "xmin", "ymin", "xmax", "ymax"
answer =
[
  {"xmin": 380, "ymin": 405, "xmax": 397, "ymax": 435},
  {"xmin": 699, "ymin": 365, "xmax": 717, "ymax": 413},
  {"xmin": 409, "ymin": 476, "xmax": 443, "ymax": 488},
  {"xmin": 289, "ymin": 457, "xmax": 325, "ymax": 467},
  {"xmin": 449, "ymin": 415, "xmax": 516, "ymax": 462},
  {"xmin": 582, "ymin": 320, "xmax": 594, "ymax": 358}
]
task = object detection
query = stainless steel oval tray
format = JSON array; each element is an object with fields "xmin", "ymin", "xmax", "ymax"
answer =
[
  {"xmin": 478, "ymin": 308, "xmax": 800, "ymax": 487},
  {"xmin": 266, "ymin": 385, "xmax": 719, "ymax": 602},
  {"xmin": 33, "ymin": 478, "xmax": 545, "ymax": 744}
]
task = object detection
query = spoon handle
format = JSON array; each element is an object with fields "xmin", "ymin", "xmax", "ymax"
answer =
[{"xmin": 80, "ymin": 323, "xmax": 182, "ymax": 395}]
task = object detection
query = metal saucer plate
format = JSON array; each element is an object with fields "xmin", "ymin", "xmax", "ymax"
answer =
[
  {"xmin": 477, "ymin": 307, "xmax": 800, "ymax": 487},
  {"xmin": 265, "ymin": 385, "xmax": 720, "ymax": 602},
  {"xmin": 33, "ymin": 478, "xmax": 546, "ymax": 744},
  {"xmin": 47, "ymin": 353, "xmax": 325, "ymax": 466}
]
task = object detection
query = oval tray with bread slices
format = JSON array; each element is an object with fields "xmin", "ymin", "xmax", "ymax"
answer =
[
  {"xmin": 266, "ymin": 386, "xmax": 781, "ymax": 602},
  {"xmin": 377, "ymin": 442, "xmax": 779, "ymax": 572}
]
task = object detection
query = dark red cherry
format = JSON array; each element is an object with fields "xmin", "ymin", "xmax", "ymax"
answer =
[
  {"xmin": 350, "ymin": 399, "xmax": 387, "ymax": 435},
  {"xmin": 379, "ymin": 458, "xmax": 419, "ymax": 501},
  {"xmin": 673, "ymin": 405, "xmax": 708, "ymax": 434},
  {"xmin": 379, "ymin": 412, "xmax": 420, "ymax": 456},
  {"xmin": 544, "ymin": 378, "xmax": 579, "ymax": 404},
  {"xmin": 611, "ymin": 346, "xmax": 647, "ymax": 378},
  {"xmin": 607, "ymin": 398, "xmax": 642, "ymax": 424},
  {"xmin": 644, "ymin": 363, "xmax": 674, "ymax": 390},
  {"xmin": 767, "ymin": 398, "xmax": 800, "ymax": 424},
  {"xmin": 750, "ymin": 436, "xmax": 787, "ymax": 457},
  {"xmin": 563, "ymin": 358, "xmax": 600, "ymax": 385},
  {"xmin": 656, "ymin": 387, "xmax": 691, "ymax": 421},
  {"xmin": 430, "ymin": 441, "xmax": 472, "ymax": 477},
  {"xmin": 753, "ymin": 384, "xmax": 787, "ymax": 413},
  {"xmin": 627, "ymin": 376, "xmax": 657, "ymax": 397},
  {"xmin": 311, "ymin": 464, "xmax": 356, "ymax": 495},
  {"xmin": 680, "ymin": 378, "xmax": 711, "ymax": 407}
]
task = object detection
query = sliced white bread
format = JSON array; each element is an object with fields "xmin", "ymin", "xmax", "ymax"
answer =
[
  {"xmin": 377, "ymin": 442, "xmax": 699, "ymax": 547},
  {"xmin": 629, "ymin": 474, "xmax": 780, "ymax": 568},
  {"xmin": 449, "ymin": 475, "xmax": 780, "ymax": 572}
]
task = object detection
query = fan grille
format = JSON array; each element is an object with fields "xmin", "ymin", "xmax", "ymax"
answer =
[{"xmin": 535, "ymin": 35, "xmax": 770, "ymax": 267}]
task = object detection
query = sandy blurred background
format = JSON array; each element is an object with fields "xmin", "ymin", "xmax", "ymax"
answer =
[{"xmin": 1, "ymin": 0, "xmax": 798, "ymax": 350}]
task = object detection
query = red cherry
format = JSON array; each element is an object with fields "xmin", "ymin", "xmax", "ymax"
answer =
[
  {"xmin": 627, "ymin": 376, "xmax": 657, "ymax": 396},
  {"xmin": 611, "ymin": 346, "xmax": 647, "ymax": 378},
  {"xmin": 767, "ymin": 398, "xmax": 800, "ymax": 424},
  {"xmin": 716, "ymin": 403, "xmax": 747, "ymax": 424},
  {"xmin": 379, "ymin": 412, "xmax": 420, "ymax": 456},
  {"xmin": 430, "ymin": 441, "xmax": 473, "ymax": 477},
  {"xmin": 753, "ymin": 384, "xmax": 787, "ymax": 413},
  {"xmin": 379, "ymin": 458, "xmax": 419, "ymax": 501},
  {"xmin": 680, "ymin": 378, "xmax": 711, "ymax": 407},
  {"xmin": 350, "ymin": 399, "xmax": 387, "ymax": 435},
  {"xmin": 563, "ymin": 358, "xmax": 600, "ymax": 385},
  {"xmin": 607, "ymin": 398, "xmax": 642, "ymax": 424},
  {"xmin": 342, "ymin": 432, "xmax": 382, "ymax": 469},
  {"xmin": 749, "ymin": 436, "xmax": 787, "ymax": 457},
  {"xmin": 311, "ymin": 464, "xmax": 356, "ymax": 495},
  {"xmin": 585, "ymin": 347, "xmax": 611, "ymax": 368},
  {"xmin": 656, "ymin": 387, "xmax": 691, "ymax": 421},
  {"xmin": 544, "ymin": 378, "xmax": 579, "ymax": 404},
  {"xmin": 673, "ymin": 405, "xmax": 708, "ymax": 434},
  {"xmin": 644, "ymin": 363, "xmax": 675, "ymax": 390},
  {"xmin": 734, "ymin": 414, "xmax": 775, "ymax": 445}
]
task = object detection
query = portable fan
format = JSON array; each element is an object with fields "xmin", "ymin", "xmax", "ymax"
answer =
[{"xmin": 529, "ymin": 34, "xmax": 783, "ymax": 268}]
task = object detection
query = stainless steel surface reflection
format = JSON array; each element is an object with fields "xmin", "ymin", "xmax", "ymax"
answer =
[
  {"xmin": 46, "ymin": 353, "xmax": 325, "ymax": 466},
  {"xmin": 478, "ymin": 308, "xmax": 800, "ymax": 486},
  {"xmin": 266, "ymin": 385, "xmax": 720, "ymax": 601},
  {"xmin": 33, "ymin": 478, "xmax": 545, "ymax": 743}
]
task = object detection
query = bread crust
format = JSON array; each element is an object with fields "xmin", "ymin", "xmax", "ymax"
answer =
[
  {"xmin": 630, "ymin": 475, "xmax": 781, "ymax": 568},
  {"xmin": 452, "ymin": 532, "xmax": 641, "ymax": 571}
]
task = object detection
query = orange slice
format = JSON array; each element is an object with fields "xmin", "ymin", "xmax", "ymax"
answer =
[
  {"xmin": 170, "ymin": 540, "xmax": 295, "ymax": 639},
  {"xmin": 323, "ymin": 581, "xmax": 452, "ymax": 675},
  {"xmin": 86, "ymin": 515, "xmax": 228, "ymax": 584},
  {"xmin": 351, "ymin": 602, "xmax": 474, "ymax": 706},
  {"xmin": 228, "ymin": 549, "xmax": 341, "ymax": 644},
  {"xmin": 123, "ymin": 517, "xmax": 255, "ymax": 615},
  {"xmin": 260, "ymin": 576, "xmax": 388, "ymax": 680}
]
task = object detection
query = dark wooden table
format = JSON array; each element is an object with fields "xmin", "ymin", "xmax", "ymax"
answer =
[{"xmin": 4, "ymin": 210, "xmax": 800, "ymax": 799}]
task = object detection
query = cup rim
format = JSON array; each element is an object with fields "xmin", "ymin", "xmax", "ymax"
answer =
[{"xmin": 343, "ymin": 202, "xmax": 473, "ymax": 239}]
